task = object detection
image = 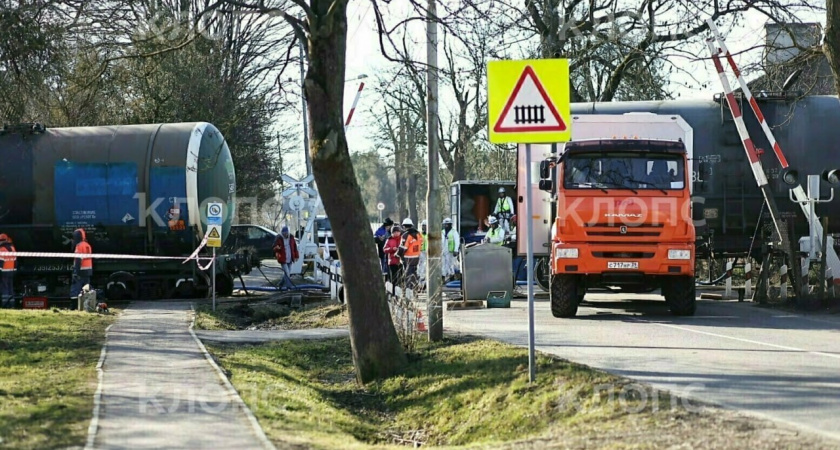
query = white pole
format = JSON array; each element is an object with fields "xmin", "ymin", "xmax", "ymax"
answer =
[
  {"xmin": 780, "ymin": 264, "xmax": 789, "ymax": 302},
  {"xmin": 299, "ymin": 29, "xmax": 311, "ymax": 182},
  {"xmin": 526, "ymin": 143, "xmax": 536, "ymax": 383},
  {"xmin": 426, "ymin": 0, "xmax": 443, "ymax": 341},
  {"xmin": 212, "ymin": 247, "xmax": 216, "ymax": 311},
  {"xmin": 745, "ymin": 262, "xmax": 752, "ymax": 299},
  {"xmin": 725, "ymin": 260, "xmax": 733, "ymax": 299}
]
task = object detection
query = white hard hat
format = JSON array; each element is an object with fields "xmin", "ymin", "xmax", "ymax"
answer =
[
  {"xmin": 402, "ymin": 218, "xmax": 414, "ymax": 227},
  {"xmin": 498, "ymin": 187, "xmax": 506, "ymax": 194},
  {"xmin": 442, "ymin": 218, "xmax": 452, "ymax": 225},
  {"xmin": 488, "ymin": 216, "xmax": 498, "ymax": 224},
  {"xmin": 420, "ymin": 220, "xmax": 427, "ymax": 227}
]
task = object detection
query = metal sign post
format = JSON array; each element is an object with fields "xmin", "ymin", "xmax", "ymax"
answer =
[
  {"xmin": 488, "ymin": 58, "xmax": 571, "ymax": 383},
  {"xmin": 212, "ymin": 247, "xmax": 216, "ymax": 312},
  {"xmin": 525, "ymin": 144, "xmax": 536, "ymax": 383},
  {"xmin": 207, "ymin": 202, "xmax": 224, "ymax": 311}
]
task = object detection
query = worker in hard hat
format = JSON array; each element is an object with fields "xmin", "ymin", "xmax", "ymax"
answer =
[
  {"xmin": 0, "ymin": 233, "xmax": 16, "ymax": 308},
  {"xmin": 493, "ymin": 187, "xmax": 514, "ymax": 233},
  {"xmin": 398, "ymin": 218, "xmax": 423, "ymax": 290},
  {"xmin": 71, "ymin": 228, "xmax": 93, "ymax": 303},
  {"xmin": 418, "ymin": 219, "xmax": 428, "ymax": 286},
  {"xmin": 483, "ymin": 216, "xmax": 506, "ymax": 245},
  {"xmin": 441, "ymin": 218, "xmax": 460, "ymax": 281}
]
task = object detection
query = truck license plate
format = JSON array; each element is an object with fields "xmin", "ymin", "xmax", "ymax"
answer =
[{"xmin": 608, "ymin": 261, "xmax": 638, "ymax": 269}]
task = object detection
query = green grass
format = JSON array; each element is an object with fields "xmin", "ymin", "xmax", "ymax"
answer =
[
  {"xmin": 206, "ymin": 337, "xmax": 676, "ymax": 449},
  {"xmin": 0, "ymin": 309, "xmax": 114, "ymax": 449}
]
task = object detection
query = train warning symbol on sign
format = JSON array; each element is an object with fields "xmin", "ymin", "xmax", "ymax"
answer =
[
  {"xmin": 207, "ymin": 224, "xmax": 222, "ymax": 247},
  {"xmin": 487, "ymin": 59, "xmax": 571, "ymax": 143},
  {"xmin": 494, "ymin": 66, "xmax": 565, "ymax": 134}
]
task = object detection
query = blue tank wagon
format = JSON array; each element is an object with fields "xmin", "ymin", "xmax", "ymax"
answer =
[{"xmin": 0, "ymin": 122, "xmax": 238, "ymax": 300}]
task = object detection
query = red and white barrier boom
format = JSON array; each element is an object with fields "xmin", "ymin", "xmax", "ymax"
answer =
[
  {"xmin": 707, "ymin": 18, "xmax": 840, "ymax": 288},
  {"xmin": 705, "ymin": 39, "xmax": 785, "ymax": 240},
  {"xmin": 345, "ymin": 81, "xmax": 365, "ymax": 126}
]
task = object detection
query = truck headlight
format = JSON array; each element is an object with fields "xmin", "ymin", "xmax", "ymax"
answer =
[
  {"xmin": 668, "ymin": 249, "xmax": 691, "ymax": 260},
  {"xmin": 555, "ymin": 248, "xmax": 579, "ymax": 259}
]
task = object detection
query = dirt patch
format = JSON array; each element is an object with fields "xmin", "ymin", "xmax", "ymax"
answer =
[{"xmin": 195, "ymin": 299, "xmax": 347, "ymax": 331}]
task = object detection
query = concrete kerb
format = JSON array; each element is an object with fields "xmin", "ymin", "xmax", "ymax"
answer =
[
  {"xmin": 188, "ymin": 303, "xmax": 276, "ymax": 450},
  {"xmin": 84, "ymin": 324, "xmax": 113, "ymax": 450}
]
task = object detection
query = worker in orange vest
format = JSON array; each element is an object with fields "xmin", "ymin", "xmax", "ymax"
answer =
[
  {"xmin": 0, "ymin": 233, "xmax": 16, "ymax": 308},
  {"xmin": 398, "ymin": 218, "xmax": 423, "ymax": 291},
  {"xmin": 71, "ymin": 228, "xmax": 93, "ymax": 302}
]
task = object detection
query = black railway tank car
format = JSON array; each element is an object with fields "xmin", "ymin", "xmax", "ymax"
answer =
[
  {"xmin": 571, "ymin": 95, "xmax": 840, "ymax": 256},
  {"xmin": 0, "ymin": 122, "xmax": 236, "ymax": 300}
]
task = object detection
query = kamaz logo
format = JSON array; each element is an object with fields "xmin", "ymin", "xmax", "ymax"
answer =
[
  {"xmin": 620, "ymin": 226, "xmax": 628, "ymax": 234},
  {"xmin": 604, "ymin": 213, "xmax": 642, "ymax": 218}
]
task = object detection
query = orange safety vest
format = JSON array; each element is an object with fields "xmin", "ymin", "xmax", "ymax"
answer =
[
  {"xmin": 0, "ymin": 243, "xmax": 16, "ymax": 272},
  {"xmin": 75, "ymin": 241, "xmax": 93, "ymax": 270},
  {"xmin": 402, "ymin": 232, "xmax": 423, "ymax": 258}
]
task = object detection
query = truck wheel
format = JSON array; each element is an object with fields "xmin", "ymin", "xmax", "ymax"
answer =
[
  {"xmin": 550, "ymin": 274, "xmax": 579, "ymax": 318},
  {"xmin": 664, "ymin": 276, "xmax": 696, "ymax": 316}
]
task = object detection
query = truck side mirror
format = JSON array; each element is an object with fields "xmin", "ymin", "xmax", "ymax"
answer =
[
  {"xmin": 698, "ymin": 162, "xmax": 712, "ymax": 179},
  {"xmin": 539, "ymin": 160, "xmax": 552, "ymax": 179},
  {"xmin": 539, "ymin": 179, "xmax": 554, "ymax": 191}
]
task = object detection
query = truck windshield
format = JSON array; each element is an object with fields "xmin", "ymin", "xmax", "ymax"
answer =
[{"xmin": 563, "ymin": 152, "xmax": 685, "ymax": 191}]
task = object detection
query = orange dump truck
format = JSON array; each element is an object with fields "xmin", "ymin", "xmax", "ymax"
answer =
[{"xmin": 536, "ymin": 137, "xmax": 696, "ymax": 317}]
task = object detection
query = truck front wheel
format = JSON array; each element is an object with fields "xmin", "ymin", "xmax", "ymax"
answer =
[
  {"xmin": 663, "ymin": 276, "xmax": 696, "ymax": 316},
  {"xmin": 550, "ymin": 274, "xmax": 579, "ymax": 318}
]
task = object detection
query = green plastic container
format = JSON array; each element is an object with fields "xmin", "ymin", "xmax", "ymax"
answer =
[{"xmin": 486, "ymin": 290, "xmax": 511, "ymax": 308}]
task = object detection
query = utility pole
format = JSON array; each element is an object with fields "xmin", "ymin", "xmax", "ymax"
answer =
[
  {"xmin": 426, "ymin": 0, "xmax": 442, "ymax": 341},
  {"xmin": 299, "ymin": 34, "xmax": 312, "ymax": 184}
]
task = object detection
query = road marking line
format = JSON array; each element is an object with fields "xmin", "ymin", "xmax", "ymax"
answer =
[
  {"xmin": 85, "ymin": 323, "xmax": 113, "ymax": 450},
  {"xmin": 189, "ymin": 304, "xmax": 277, "ymax": 450},
  {"xmin": 644, "ymin": 321, "xmax": 840, "ymax": 360}
]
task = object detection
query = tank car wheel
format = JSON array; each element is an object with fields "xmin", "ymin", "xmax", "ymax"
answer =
[
  {"xmin": 550, "ymin": 274, "xmax": 579, "ymax": 318},
  {"xmin": 663, "ymin": 276, "xmax": 696, "ymax": 316},
  {"xmin": 215, "ymin": 274, "xmax": 234, "ymax": 297},
  {"xmin": 106, "ymin": 272, "xmax": 136, "ymax": 301}
]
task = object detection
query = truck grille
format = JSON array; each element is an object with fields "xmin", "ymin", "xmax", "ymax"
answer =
[
  {"xmin": 592, "ymin": 251, "xmax": 655, "ymax": 259},
  {"xmin": 584, "ymin": 223, "xmax": 663, "ymax": 238}
]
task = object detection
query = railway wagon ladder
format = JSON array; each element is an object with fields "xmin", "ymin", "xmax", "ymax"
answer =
[
  {"xmin": 708, "ymin": 19, "xmax": 840, "ymax": 294},
  {"xmin": 705, "ymin": 27, "xmax": 800, "ymax": 299}
]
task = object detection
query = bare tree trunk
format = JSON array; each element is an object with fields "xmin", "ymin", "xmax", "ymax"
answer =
[
  {"xmin": 453, "ymin": 145, "xmax": 466, "ymax": 181},
  {"xmin": 826, "ymin": 0, "xmax": 840, "ymax": 96},
  {"xmin": 396, "ymin": 109, "xmax": 409, "ymax": 219},
  {"xmin": 306, "ymin": 0, "xmax": 405, "ymax": 383},
  {"xmin": 408, "ymin": 172, "xmax": 419, "ymax": 224}
]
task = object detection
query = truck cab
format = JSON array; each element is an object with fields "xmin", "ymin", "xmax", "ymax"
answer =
[{"xmin": 539, "ymin": 138, "xmax": 696, "ymax": 317}]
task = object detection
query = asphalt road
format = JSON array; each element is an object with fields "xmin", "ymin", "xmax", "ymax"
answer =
[{"xmin": 444, "ymin": 292, "xmax": 840, "ymax": 442}]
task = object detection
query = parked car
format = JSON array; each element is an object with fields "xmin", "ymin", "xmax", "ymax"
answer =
[
  {"xmin": 222, "ymin": 224, "xmax": 278, "ymax": 260},
  {"xmin": 314, "ymin": 216, "xmax": 337, "ymax": 257}
]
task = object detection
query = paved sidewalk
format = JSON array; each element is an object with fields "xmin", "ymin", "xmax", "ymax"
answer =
[{"xmin": 89, "ymin": 302, "xmax": 273, "ymax": 449}]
